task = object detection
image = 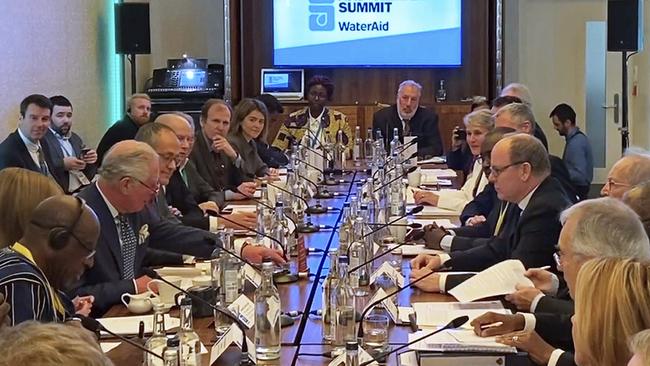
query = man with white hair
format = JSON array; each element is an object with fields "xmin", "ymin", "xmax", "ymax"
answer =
[
  {"xmin": 499, "ymin": 83, "xmax": 549, "ymax": 149},
  {"xmin": 601, "ymin": 152, "xmax": 650, "ymax": 199},
  {"xmin": 471, "ymin": 197, "xmax": 650, "ymax": 366},
  {"xmin": 372, "ymin": 80, "xmax": 443, "ymax": 158}
]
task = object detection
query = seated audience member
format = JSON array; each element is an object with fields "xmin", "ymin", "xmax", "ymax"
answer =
[
  {"xmin": 414, "ymin": 109, "xmax": 493, "ymax": 212},
  {"xmin": 447, "ymin": 96, "xmax": 490, "ymax": 176},
  {"xmin": 96, "ymin": 93, "xmax": 151, "ymax": 164},
  {"xmin": 273, "ymin": 75, "xmax": 353, "ymax": 155},
  {"xmin": 229, "ymin": 98, "xmax": 279, "ymax": 179},
  {"xmin": 494, "ymin": 102, "xmax": 577, "ymax": 201},
  {"xmin": 0, "ymin": 321, "xmax": 113, "ymax": 366},
  {"xmin": 73, "ymin": 140, "xmax": 281, "ymax": 316},
  {"xmin": 499, "ymin": 82, "xmax": 550, "ymax": 150},
  {"xmin": 190, "ymin": 99, "xmax": 257, "ymax": 201},
  {"xmin": 137, "ymin": 120, "xmax": 256, "ymax": 231},
  {"xmin": 0, "ymin": 195, "xmax": 99, "ymax": 325},
  {"xmin": 255, "ymin": 94, "xmax": 289, "ymax": 168},
  {"xmin": 158, "ymin": 113, "xmax": 257, "ymax": 231},
  {"xmin": 43, "ymin": 95, "xmax": 98, "ymax": 193},
  {"xmin": 601, "ymin": 152, "xmax": 650, "ymax": 198},
  {"xmin": 628, "ymin": 329, "xmax": 650, "ymax": 366},
  {"xmin": 0, "ymin": 95, "xmax": 61, "ymax": 183},
  {"xmin": 427, "ymin": 127, "xmax": 517, "ymax": 251},
  {"xmin": 410, "ymin": 134, "xmax": 571, "ymax": 293},
  {"xmin": 571, "ymin": 258, "xmax": 650, "ymax": 366},
  {"xmin": 372, "ymin": 79, "xmax": 443, "ymax": 158},
  {"xmin": 0, "ymin": 168, "xmax": 63, "ymax": 248},
  {"xmin": 492, "ymin": 94, "xmax": 549, "ymax": 150},
  {"xmin": 623, "ymin": 181, "xmax": 650, "ymax": 234},
  {"xmin": 471, "ymin": 197, "xmax": 650, "ymax": 366},
  {"xmin": 550, "ymin": 103, "xmax": 593, "ymax": 200}
]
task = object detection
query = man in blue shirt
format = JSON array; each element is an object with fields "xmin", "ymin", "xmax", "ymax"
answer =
[{"xmin": 550, "ymin": 103, "xmax": 593, "ymax": 200}]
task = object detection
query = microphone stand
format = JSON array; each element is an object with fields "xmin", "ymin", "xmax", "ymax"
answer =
[
  {"xmin": 267, "ymin": 181, "xmax": 329, "ymax": 216},
  {"xmin": 371, "ymin": 151, "xmax": 418, "ymax": 180},
  {"xmin": 215, "ymin": 212, "xmax": 299, "ymax": 284},
  {"xmin": 247, "ymin": 194, "xmax": 322, "ymax": 234},
  {"xmin": 373, "ymin": 165, "xmax": 417, "ymax": 193},
  {"xmin": 140, "ymin": 272, "xmax": 254, "ymax": 366},
  {"xmin": 76, "ymin": 315, "xmax": 164, "ymax": 361},
  {"xmin": 357, "ymin": 266, "xmax": 451, "ymax": 340},
  {"xmin": 296, "ymin": 157, "xmax": 338, "ymax": 186},
  {"xmin": 358, "ymin": 315, "xmax": 469, "ymax": 366}
]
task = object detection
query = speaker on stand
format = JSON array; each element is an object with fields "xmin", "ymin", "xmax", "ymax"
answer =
[
  {"xmin": 607, "ymin": 0, "xmax": 643, "ymax": 153},
  {"xmin": 115, "ymin": 3, "xmax": 151, "ymax": 94}
]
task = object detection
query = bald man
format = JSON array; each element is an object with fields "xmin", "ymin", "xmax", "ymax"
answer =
[
  {"xmin": 601, "ymin": 153, "xmax": 650, "ymax": 199},
  {"xmin": 0, "ymin": 195, "xmax": 99, "ymax": 325},
  {"xmin": 409, "ymin": 134, "xmax": 571, "ymax": 293}
]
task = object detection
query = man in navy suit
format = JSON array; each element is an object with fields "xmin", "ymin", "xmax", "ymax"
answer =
[
  {"xmin": 42, "ymin": 95, "xmax": 98, "ymax": 193},
  {"xmin": 73, "ymin": 140, "xmax": 284, "ymax": 316},
  {"xmin": 372, "ymin": 80, "xmax": 443, "ymax": 158},
  {"xmin": 0, "ymin": 94, "xmax": 63, "ymax": 186}
]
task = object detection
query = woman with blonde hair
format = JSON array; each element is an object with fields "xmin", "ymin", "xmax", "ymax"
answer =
[
  {"xmin": 627, "ymin": 329, "xmax": 650, "ymax": 366},
  {"xmin": 572, "ymin": 258, "xmax": 650, "ymax": 366},
  {"xmin": 0, "ymin": 168, "xmax": 63, "ymax": 248}
]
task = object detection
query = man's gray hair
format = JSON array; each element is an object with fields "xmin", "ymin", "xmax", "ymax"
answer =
[
  {"xmin": 505, "ymin": 133, "xmax": 550, "ymax": 177},
  {"xmin": 171, "ymin": 111, "xmax": 195, "ymax": 130},
  {"xmin": 98, "ymin": 141, "xmax": 158, "ymax": 182},
  {"xmin": 497, "ymin": 103, "xmax": 537, "ymax": 132},
  {"xmin": 560, "ymin": 197, "xmax": 650, "ymax": 261},
  {"xmin": 134, "ymin": 122, "xmax": 177, "ymax": 149},
  {"xmin": 501, "ymin": 83, "xmax": 533, "ymax": 107},
  {"xmin": 397, "ymin": 80, "xmax": 423, "ymax": 95},
  {"xmin": 614, "ymin": 154, "xmax": 650, "ymax": 187}
]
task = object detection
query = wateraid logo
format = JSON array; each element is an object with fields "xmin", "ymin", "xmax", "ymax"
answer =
[{"xmin": 309, "ymin": 0, "xmax": 335, "ymax": 31}]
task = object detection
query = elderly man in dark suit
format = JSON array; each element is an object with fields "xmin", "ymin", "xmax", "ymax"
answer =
[
  {"xmin": 0, "ymin": 94, "xmax": 63, "ymax": 186},
  {"xmin": 42, "ymin": 95, "xmax": 97, "ymax": 193},
  {"xmin": 372, "ymin": 80, "xmax": 443, "ymax": 158},
  {"xmin": 410, "ymin": 134, "xmax": 572, "ymax": 292}
]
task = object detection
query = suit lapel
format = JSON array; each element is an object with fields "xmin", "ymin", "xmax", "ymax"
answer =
[
  {"xmin": 10, "ymin": 132, "xmax": 40, "ymax": 172},
  {"xmin": 85, "ymin": 185, "xmax": 124, "ymax": 274}
]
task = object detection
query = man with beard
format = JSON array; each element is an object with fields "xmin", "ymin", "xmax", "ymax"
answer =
[
  {"xmin": 0, "ymin": 95, "xmax": 62, "ymax": 184},
  {"xmin": 42, "ymin": 96, "xmax": 98, "ymax": 193},
  {"xmin": 372, "ymin": 80, "xmax": 443, "ymax": 158},
  {"xmin": 96, "ymin": 93, "xmax": 152, "ymax": 165}
]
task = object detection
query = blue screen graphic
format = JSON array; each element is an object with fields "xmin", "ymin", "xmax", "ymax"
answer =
[{"xmin": 273, "ymin": 0, "xmax": 462, "ymax": 67}]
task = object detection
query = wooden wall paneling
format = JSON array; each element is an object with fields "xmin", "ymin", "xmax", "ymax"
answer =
[{"xmin": 237, "ymin": 0, "xmax": 494, "ymax": 105}]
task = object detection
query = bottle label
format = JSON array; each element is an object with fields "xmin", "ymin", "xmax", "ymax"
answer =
[
  {"xmin": 224, "ymin": 270, "xmax": 238, "ymax": 303},
  {"xmin": 266, "ymin": 295, "xmax": 280, "ymax": 326}
]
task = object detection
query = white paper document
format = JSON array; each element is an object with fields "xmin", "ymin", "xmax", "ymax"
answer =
[
  {"xmin": 97, "ymin": 314, "xmax": 180, "ymax": 336},
  {"xmin": 229, "ymin": 204, "xmax": 257, "ymax": 213},
  {"xmin": 228, "ymin": 294, "xmax": 255, "ymax": 329},
  {"xmin": 155, "ymin": 267, "xmax": 205, "ymax": 277},
  {"xmin": 399, "ymin": 245, "xmax": 446, "ymax": 257},
  {"xmin": 100, "ymin": 342, "xmax": 121, "ymax": 353},
  {"xmin": 417, "ymin": 156, "xmax": 446, "ymax": 165},
  {"xmin": 421, "ymin": 168, "xmax": 458, "ymax": 178},
  {"xmin": 412, "ymin": 301, "xmax": 503, "ymax": 328},
  {"xmin": 408, "ymin": 205, "xmax": 459, "ymax": 217},
  {"xmin": 408, "ymin": 329, "xmax": 517, "ymax": 353},
  {"xmin": 448, "ymin": 260, "xmax": 534, "ymax": 302}
]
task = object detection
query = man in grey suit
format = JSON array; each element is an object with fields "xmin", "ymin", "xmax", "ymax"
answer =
[{"xmin": 43, "ymin": 95, "xmax": 97, "ymax": 193}]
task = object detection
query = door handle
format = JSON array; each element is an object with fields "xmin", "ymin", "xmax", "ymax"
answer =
[{"xmin": 601, "ymin": 93, "xmax": 619, "ymax": 124}]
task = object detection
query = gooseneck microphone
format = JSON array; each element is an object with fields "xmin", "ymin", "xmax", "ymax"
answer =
[
  {"xmin": 371, "ymin": 151, "xmax": 419, "ymax": 180},
  {"xmin": 210, "ymin": 211, "xmax": 287, "ymax": 259},
  {"xmin": 372, "ymin": 165, "xmax": 418, "ymax": 193},
  {"xmin": 357, "ymin": 265, "xmax": 452, "ymax": 340},
  {"xmin": 243, "ymin": 196, "xmax": 307, "ymax": 233},
  {"xmin": 266, "ymin": 181, "xmax": 333, "ymax": 216},
  {"xmin": 358, "ymin": 205, "xmax": 423, "ymax": 240},
  {"xmin": 295, "ymin": 158, "xmax": 339, "ymax": 186},
  {"xmin": 76, "ymin": 315, "xmax": 164, "ymax": 360},
  {"xmin": 358, "ymin": 315, "xmax": 469, "ymax": 366},
  {"xmin": 347, "ymin": 230, "xmax": 425, "ymax": 273},
  {"xmin": 141, "ymin": 269, "xmax": 252, "ymax": 361}
]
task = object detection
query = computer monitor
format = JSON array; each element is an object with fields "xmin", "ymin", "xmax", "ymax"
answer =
[{"xmin": 260, "ymin": 68, "xmax": 304, "ymax": 101}]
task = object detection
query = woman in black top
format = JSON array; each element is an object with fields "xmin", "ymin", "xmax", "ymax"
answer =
[{"xmin": 228, "ymin": 98, "xmax": 279, "ymax": 180}]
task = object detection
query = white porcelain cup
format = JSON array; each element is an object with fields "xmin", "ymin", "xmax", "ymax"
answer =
[
  {"xmin": 121, "ymin": 292, "xmax": 154, "ymax": 314},
  {"xmin": 147, "ymin": 276, "xmax": 183, "ymax": 305},
  {"xmin": 388, "ymin": 216, "xmax": 407, "ymax": 243},
  {"xmin": 407, "ymin": 168, "xmax": 422, "ymax": 187}
]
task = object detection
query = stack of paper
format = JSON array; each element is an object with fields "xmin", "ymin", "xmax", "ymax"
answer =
[
  {"xmin": 421, "ymin": 169, "xmax": 458, "ymax": 178},
  {"xmin": 97, "ymin": 315, "xmax": 180, "ymax": 336},
  {"xmin": 412, "ymin": 301, "xmax": 504, "ymax": 329},
  {"xmin": 408, "ymin": 329, "xmax": 517, "ymax": 354},
  {"xmin": 417, "ymin": 156, "xmax": 447, "ymax": 165},
  {"xmin": 400, "ymin": 244, "xmax": 446, "ymax": 257},
  {"xmin": 448, "ymin": 260, "xmax": 534, "ymax": 302},
  {"xmin": 408, "ymin": 205, "xmax": 459, "ymax": 217}
]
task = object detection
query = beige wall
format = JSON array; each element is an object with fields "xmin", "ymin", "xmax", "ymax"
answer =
[
  {"xmin": 504, "ymin": 0, "xmax": 650, "ymax": 156},
  {"xmin": 0, "ymin": 0, "xmax": 113, "ymax": 147}
]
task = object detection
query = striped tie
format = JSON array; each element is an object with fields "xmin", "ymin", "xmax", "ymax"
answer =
[
  {"xmin": 37, "ymin": 146, "xmax": 49, "ymax": 176},
  {"xmin": 118, "ymin": 215, "xmax": 137, "ymax": 279}
]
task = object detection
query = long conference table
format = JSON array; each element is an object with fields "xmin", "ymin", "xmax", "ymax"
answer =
[{"xmin": 104, "ymin": 166, "xmax": 519, "ymax": 365}]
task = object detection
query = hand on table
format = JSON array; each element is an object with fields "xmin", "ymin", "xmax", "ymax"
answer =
[
  {"xmin": 199, "ymin": 201, "xmax": 220, "ymax": 215},
  {"xmin": 466, "ymin": 215, "xmax": 486, "ymax": 226},
  {"xmin": 242, "ymin": 244, "xmax": 286, "ymax": 265},
  {"xmin": 72, "ymin": 295, "xmax": 95, "ymax": 316},
  {"xmin": 223, "ymin": 211, "xmax": 257, "ymax": 230},
  {"xmin": 237, "ymin": 182, "xmax": 257, "ymax": 197},
  {"xmin": 410, "ymin": 254, "xmax": 442, "ymax": 271},
  {"xmin": 505, "ymin": 284, "xmax": 543, "ymax": 311},
  {"xmin": 413, "ymin": 190, "xmax": 440, "ymax": 206},
  {"xmin": 470, "ymin": 312, "xmax": 525, "ymax": 337},
  {"xmin": 423, "ymin": 223, "xmax": 448, "ymax": 250},
  {"xmin": 496, "ymin": 331, "xmax": 555, "ymax": 365},
  {"xmin": 409, "ymin": 267, "xmax": 441, "ymax": 292}
]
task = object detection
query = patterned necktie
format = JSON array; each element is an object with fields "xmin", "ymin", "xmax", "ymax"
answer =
[
  {"xmin": 117, "ymin": 215, "xmax": 137, "ymax": 279},
  {"xmin": 37, "ymin": 146, "xmax": 49, "ymax": 176},
  {"xmin": 403, "ymin": 119, "xmax": 411, "ymax": 137}
]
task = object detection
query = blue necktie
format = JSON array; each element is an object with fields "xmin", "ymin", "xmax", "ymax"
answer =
[{"xmin": 118, "ymin": 215, "xmax": 137, "ymax": 279}]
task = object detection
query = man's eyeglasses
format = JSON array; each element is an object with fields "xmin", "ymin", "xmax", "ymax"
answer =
[
  {"xmin": 489, "ymin": 161, "xmax": 528, "ymax": 178},
  {"xmin": 126, "ymin": 176, "xmax": 160, "ymax": 195},
  {"xmin": 605, "ymin": 178, "xmax": 631, "ymax": 189}
]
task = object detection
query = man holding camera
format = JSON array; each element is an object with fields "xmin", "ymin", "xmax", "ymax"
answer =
[{"xmin": 43, "ymin": 95, "xmax": 98, "ymax": 193}]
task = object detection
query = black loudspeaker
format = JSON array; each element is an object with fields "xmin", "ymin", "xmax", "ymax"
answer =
[
  {"xmin": 607, "ymin": 0, "xmax": 644, "ymax": 52},
  {"xmin": 115, "ymin": 3, "xmax": 151, "ymax": 54}
]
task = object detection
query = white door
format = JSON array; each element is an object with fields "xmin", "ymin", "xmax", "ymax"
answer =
[{"xmin": 586, "ymin": 21, "xmax": 623, "ymax": 184}]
